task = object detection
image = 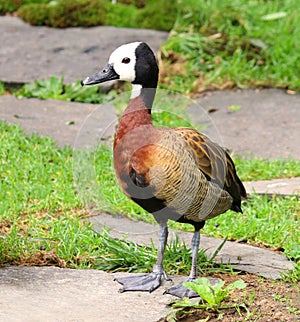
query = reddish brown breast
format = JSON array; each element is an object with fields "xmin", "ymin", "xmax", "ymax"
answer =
[{"xmin": 113, "ymin": 96, "xmax": 160, "ymax": 195}]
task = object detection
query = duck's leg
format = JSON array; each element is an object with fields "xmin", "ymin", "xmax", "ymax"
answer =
[
  {"xmin": 164, "ymin": 228, "xmax": 201, "ymax": 298},
  {"xmin": 115, "ymin": 222, "xmax": 172, "ymax": 293}
]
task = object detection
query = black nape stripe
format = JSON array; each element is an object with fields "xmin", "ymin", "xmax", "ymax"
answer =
[
  {"xmin": 132, "ymin": 43, "xmax": 159, "ymax": 110},
  {"xmin": 133, "ymin": 42, "xmax": 159, "ymax": 89}
]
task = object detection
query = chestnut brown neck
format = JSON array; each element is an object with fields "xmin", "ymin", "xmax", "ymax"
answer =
[{"xmin": 115, "ymin": 96, "xmax": 154, "ymax": 143}]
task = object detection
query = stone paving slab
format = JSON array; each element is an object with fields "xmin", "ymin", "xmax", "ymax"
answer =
[
  {"xmin": 0, "ymin": 17, "xmax": 168, "ymax": 84},
  {"xmin": 0, "ymin": 96, "xmax": 117, "ymax": 148},
  {"xmin": 194, "ymin": 89, "xmax": 300, "ymax": 159},
  {"xmin": 0, "ymin": 266, "xmax": 179, "ymax": 322},
  {"xmin": 244, "ymin": 177, "xmax": 300, "ymax": 197},
  {"xmin": 88, "ymin": 213, "xmax": 294, "ymax": 280}
]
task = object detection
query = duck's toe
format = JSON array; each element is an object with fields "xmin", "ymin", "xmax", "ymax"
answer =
[
  {"xmin": 164, "ymin": 282, "xmax": 199, "ymax": 298},
  {"xmin": 115, "ymin": 272, "xmax": 170, "ymax": 293}
]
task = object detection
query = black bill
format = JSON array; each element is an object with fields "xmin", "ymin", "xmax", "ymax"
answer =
[{"xmin": 81, "ymin": 64, "xmax": 119, "ymax": 86}]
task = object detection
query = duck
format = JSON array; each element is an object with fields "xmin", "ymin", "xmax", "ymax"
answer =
[{"xmin": 81, "ymin": 42, "xmax": 247, "ymax": 298}]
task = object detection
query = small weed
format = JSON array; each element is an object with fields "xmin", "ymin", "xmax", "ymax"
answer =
[
  {"xmin": 183, "ymin": 278, "xmax": 246, "ymax": 310},
  {"xmin": 273, "ymin": 293, "xmax": 300, "ymax": 315},
  {"xmin": 15, "ymin": 76, "xmax": 64, "ymax": 100},
  {"xmin": 273, "ymin": 293, "xmax": 288, "ymax": 302},
  {"xmin": 167, "ymin": 278, "xmax": 247, "ymax": 320},
  {"xmin": 13, "ymin": 76, "xmax": 113, "ymax": 104}
]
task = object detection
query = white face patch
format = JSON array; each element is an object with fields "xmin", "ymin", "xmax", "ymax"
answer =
[{"xmin": 108, "ymin": 42, "xmax": 141, "ymax": 82}]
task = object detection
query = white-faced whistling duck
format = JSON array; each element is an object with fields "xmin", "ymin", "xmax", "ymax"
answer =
[{"xmin": 81, "ymin": 42, "xmax": 247, "ymax": 298}]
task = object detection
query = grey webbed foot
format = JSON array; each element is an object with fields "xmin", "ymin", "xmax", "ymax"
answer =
[
  {"xmin": 164, "ymin": 277, "xmax": 223, "ymax": 298},
  {"xmin": 164, "ymin": 279, "xmax": 199, "ymax": 298},
  {"xmin": 115, "ymin": 271, "xmax": 172, "ymax": 293}
]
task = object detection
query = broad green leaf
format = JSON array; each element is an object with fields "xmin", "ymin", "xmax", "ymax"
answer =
[
  {"xmin": 211, "ymin": 281, "xmax": 227, "ymax": 304},
  {"xmin": 49, "ymin": 76, "xmax": 63, "ymax": 94},
  {"xmin": 184, "ymin": 278, "xmax": 215, "ymax": 305},
  {"xmin": 184, "ymin": 278, "xmax": 247, "ymax": 308},
  {"xmin": 225, "ymin": 279, "xmax": 247, "ymax": 293}
]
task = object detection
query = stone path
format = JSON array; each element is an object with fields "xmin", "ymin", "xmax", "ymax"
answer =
[
  {"xmin": 0, "ymin": 16, "xmax": 299, "ymax": 322},
  {"xmin": 196, "ymin": 89, "xmax": 300, "ymax": 159},
  {"xmin": 244, "ymin": 177, "xmax": 300, "ymax": 197},
  {"xmin": 0, "ymin": 96, "xmax": 117, "ymax": 147},
  {"xmin": 0, "ymin": 266, "xmax": 179, "ymax": 322}
]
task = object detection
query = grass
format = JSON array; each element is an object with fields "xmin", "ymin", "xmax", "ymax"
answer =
[
  {"xmin": 0, "ymin": 121, "xmax": 299, "ymax": 280},
  {"xmin": 0, "ymin": 0, "xmax": 50, "ymax": 15},
  {"xmin": 0, "ymin": 122, "xmax": 79, "ymax": 214},
  {"xmin": 0, "ymin": 82, "xmax": 5, "ymax": 95},
  {"xmin": 160, "ymin": 0, "xmax": 300, "ymax": 93},
  {"xmin": 234, "ymin": 156, "xmax": 300, "ymax": 181},
  {"xmin": 204, "ymin": 194, "xmax": 300, "ymax": 261}
]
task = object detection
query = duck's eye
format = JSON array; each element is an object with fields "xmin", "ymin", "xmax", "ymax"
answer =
[{"xmin": 122, "ymin": 57, "xmax": 130, "ymax": 64}]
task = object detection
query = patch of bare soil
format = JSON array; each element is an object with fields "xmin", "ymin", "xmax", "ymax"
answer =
[{"xmin": 161, "ymin": 274, "xmax": 300, "ymax": 322}]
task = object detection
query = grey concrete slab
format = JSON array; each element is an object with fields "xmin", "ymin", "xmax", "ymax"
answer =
[
  {"xmin": 0, "ymin": 266, "xmax": 179, "ymax": 322},
  {"xmin": 88, "ymin": 213, "xmax": 294, "ymax": 280},
  {"xmin": 0, "ymin": 96, "xmax": 117, "ymax": 148},
  {"xmin": 244, "ymin": 177, "xmax": 300, "ymax": 196},
  {"xmin": 194, "ymin": 89, "xmax": 300, "ymax": 159},
  {"xmin": 0, "ymin": 17, "xmax": 168, "ymax": 84}
]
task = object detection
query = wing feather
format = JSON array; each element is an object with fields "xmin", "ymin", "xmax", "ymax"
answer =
[{"xmin": 174, "ymin": 127, "xmax": 246, "ymax": 211}]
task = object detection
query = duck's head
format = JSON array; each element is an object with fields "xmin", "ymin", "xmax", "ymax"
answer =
[{"xmin": 81, "ymin": 42, "xmax": 158, "ymax": 89}]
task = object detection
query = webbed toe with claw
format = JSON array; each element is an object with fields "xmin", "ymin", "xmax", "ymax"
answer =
[
  {"xmin": 164, "ymin": 279, "xmax": 199, "ymax": 298},
  {"xmin": 115, "ymin": 270, "xmax": 172, "ymax": 293}
]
